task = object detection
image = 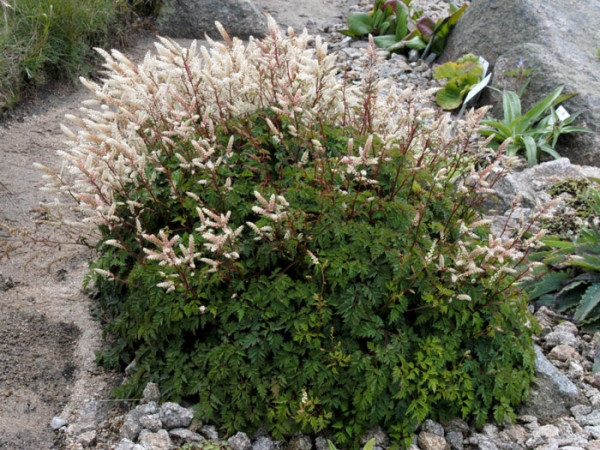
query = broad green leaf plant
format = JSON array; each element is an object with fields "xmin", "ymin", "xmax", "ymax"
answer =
[
  {"xmin": 433, "ymin": 53, "xmax": 483, "ymax": 110},
  {"xmin": 479, "ymin": 86, "xmax": 591, "ymax": 167},
  {"xmin": 340, "ymin": 0, "xmax": 466, "ymax": 56}
]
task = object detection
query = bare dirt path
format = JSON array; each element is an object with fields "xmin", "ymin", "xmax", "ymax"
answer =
[
  {"xmin": 0, "ymin": 1, "xmax": 359, "ymax": 448},
  {"xmin": 0, "ymin": 83, "xmax": 99, "ymax": 449}
]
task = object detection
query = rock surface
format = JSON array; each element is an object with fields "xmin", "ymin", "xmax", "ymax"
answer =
[
  {"xmin": 418, "ymin": 432, "xmax": 448, "ymax": 450},
  {"xmin": 442, "ymin": 0, "xmax": 600, "ymax": 166},
  {"xmin": 229, "ymin": 431, "xmax": 252, "ymax": 450},
  {"xmin": 159, "ymin": 402, "xmax": 194, "ymax": 429},
  {"xmin": 518, "ymin": 346, "xmax": 588, "ymax": 420},
  {"xmin": 156, "ymin": 0, "xmax": 267, "ymax": 39},
  {"xmin": 50, "ymin": 416, "xmax": 68, "ymax": 430},
  {"xmin": 486, "ymin": 158, "xmax": 600, "ymax": 237},
  {"xmin": 138, "ymin": 429, "xmax": 172, "ymax": 449}
]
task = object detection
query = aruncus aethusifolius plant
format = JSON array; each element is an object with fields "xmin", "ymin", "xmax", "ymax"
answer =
[{"xmin": 36, "ymin": 17, "xmax": 546, "ymax": 447}]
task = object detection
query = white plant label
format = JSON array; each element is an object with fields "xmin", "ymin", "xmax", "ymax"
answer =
[
  {"xmin": 556, "ymin": 106, "xmax": 570, "ymax": 121},
  {"xmin": 457, "ymin": 57, "xmax": 490, "ymax": 119},
  {"xmin": 463, "ymin": 73, "xmax": 492, "ymax": 106},
  {"xmin": 478, "ymin": 56, "xmax": 490, "ymax": 77}
]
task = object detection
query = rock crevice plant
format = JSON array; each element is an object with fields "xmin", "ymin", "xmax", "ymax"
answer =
[
  {"xmin": 38, "ymin": 18, "xmax": 545, "ymax": 447},
  {"xmin": 479, "ymin": 86, "xmax": 591, "ymax": 167},
  {"xmin": 529, "ymin": 182, "xmax": 600, "ymax": 333}
]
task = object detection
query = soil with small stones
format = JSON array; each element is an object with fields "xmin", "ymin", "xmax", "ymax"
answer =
[
  {"xmin": 0, "ymin": 304, "xmax": 79, "ymax": 449},
  {"xmin": 0, "ymin": 1, "xmax": 360, "ymax": 448}
]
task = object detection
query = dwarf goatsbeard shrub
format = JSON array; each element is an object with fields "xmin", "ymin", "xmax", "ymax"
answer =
[{"xmin": 37, "ymin": 18, "xmax": 548, "ymax": 447}]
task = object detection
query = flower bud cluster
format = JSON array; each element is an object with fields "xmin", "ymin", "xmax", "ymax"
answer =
[{"xmin": 35, "ymin": 16, "xmax": 544, "ymax": 303}]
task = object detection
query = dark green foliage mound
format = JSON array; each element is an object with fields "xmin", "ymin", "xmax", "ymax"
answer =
[
  {"xmin": 48, "ymin": 25, "xmax": 536, "ymax": 447},
  {"xmin": 91, "ymin": 113, "xmax": 533, "ymax": 446}
]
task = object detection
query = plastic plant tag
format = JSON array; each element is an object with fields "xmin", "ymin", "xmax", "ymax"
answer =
[
  {"xmin": 458, "ymin": 57, "xmax": 490, "ymax": 117},
  {"xmin": 463, "ymin": 73, "xmax": 491, "ymax": 106},
  {"xmin": 556, "ymin": 106, "xmax": 570, "ymax": 121},
  {"xmin": 458, "ymin": 72, "xmax": 492, "ymax": 118},
  {"xmin": 478, "ymin": 56, "xmax": 489, "ymax": 77},
  {"xmin": 548, "ymin": 106, "xmax": 571, "ymax": 125}
]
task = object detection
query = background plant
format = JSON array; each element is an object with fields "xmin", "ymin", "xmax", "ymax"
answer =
[
  {"xmin": 340, "ymin": 0, "xmax": 466, "ymax": 56},
  {"xmin": 502, "ymin": 58, "xmax": 536, "ymax": 98},
  {"xmin": 529, "ymin": 182, "xmax": 600, "ymax": 333},
  {"xmin": 339, "ymin": 0, "xmax": 410, "ymax": 40},
  {"xmin": 478, "ymin": 86, "xmax": 591, "ymax": 167},
  {"xmin": 38, "ymin": 20, "xmax": 543, "ymax": 447},
  {"xmin": 0, "ymin": 0, "xmax": 160, "ymax": 112},
  {"xmin": 539, "ymin": 178, "xmax": 597, "ymax": 238},
  {"xmin": 433, "ymin": 53, "xmax": 483, "ymax": 110}
]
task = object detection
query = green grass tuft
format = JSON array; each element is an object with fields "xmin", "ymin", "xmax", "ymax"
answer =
[{"xmin": 0, "ymin": 0, "xmax": 159, "ymax": 111}]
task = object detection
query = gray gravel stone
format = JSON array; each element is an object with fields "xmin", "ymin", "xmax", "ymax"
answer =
[
  {"xmin": 120, "ymin": 413, "xmax": 143, "ymax": 441},
  {"xmin": 169, "ymin": 427, "xmax": 206, "ymax": 443},
  {"xmin": 159, "ymin": 402, "xmax": 194, "ymax": 429},
  {"xmin": 571, "ymin": 404, "xmax": 592, "ymax": 419},
  {"xmin": 119, "ymin": 402, "xmax": 160, "ymax": 439},
  {"xmin": 138, "ymin": 401, "xmax": 159, "ymax": 415},
  {"xmin": 418, "ymin": 432, "xmax": 448, "ymax": 450},
  {"xmin": 582, "ymin": 410, "xmax": 600, "ymax": 427},
  {"xmin": 115, "ymin": 438, "xmax": 144, "ymax": 450},
  {"xmin": 314, "ymin": 437, "xmax": 329, "ymax": 450},
  {"xmin": 445, "ymin": 431, "xmax": 464, "ymax": 450},
  {"xmin": 550, "ymin": 344, "xmax": 581, "ymax": 362},
  {"xmin": 481, "ymin": 424, "xmax": 498, "ymax": 437},
  {"xmin": 142, "ymin": 382, "xmax": 161, "ymax": 403},
  {"xmin": 201, "ymin": 425, "xmax": 219, "ymax": 440},
  {"xmin": 444, "ymin": 418, "xmax": 469, "ymax": 434},
  {"xmin": 139, "ymin": 413, "xmax": 162, "ymax": 432},
  {"xmin": 518, "ymin": 345, "xmax": 587, "ymax": 420},
  {"xmin": 468, "ymin": 434, "xmax": 498, "ymax": 450},
  {"xmin": 228, "ymin": 431, "xmax": 252, "ymax": 450},
  {"xmin": 421, "ymin": 419, "xmax": 445, "ymax": 437},
  {"xmin": 286, "ymin": 434, "xmax": 312, "ymax": 450},
  {"xmin": 587, "ymin": 426, "xmax": 600, "ymax": 440},
  {"xmin": 499, "ymin": 424, "xmax": 527, "ymax": 443},
  {"xmin": 545, "ymin": 330, "xmax": 579, "ymax": 349},
  {"xmin": 138, "ymin": 429, "xmax": 172, "ymax": 450},
  {"xmin": 78, "ymin": 430, "xmax": 97, "ymax": 448},
  {"xmin": 360, "ymin": 427, "xmax": 389, "ymax": 446},
  {"xmin": 253, "ymin": 437, "xmax": 278, "ymax": 450},
  {"xmin": 556, "ymin": 322, "xmax": 579, "ymax": 335},
  {"xmin": 50, "ymin": 416, "xmax": 68, "ymax": 430},
  {"xmin": 531, "ymin": 424, "xmax": 560, "ymax": 441}
]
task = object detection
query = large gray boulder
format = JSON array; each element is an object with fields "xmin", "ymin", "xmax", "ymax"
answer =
[
  {"xmin": 517, "ymin": 346, "xmax": 588, "ymax": 421},
  {"xmin": 485, "ymin": 158, "xmax": 600, "ymax": 215},
  {"xmin": 484, "ymin": 158, "xmax": 600, "ymax": 238},
  {"xmin": 442, "ymin": 0, "xmax": 600, "ymax": 166},
  {"xmin": 156, "ymin": 0, "xmax": 267, "ymax": 40}
]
